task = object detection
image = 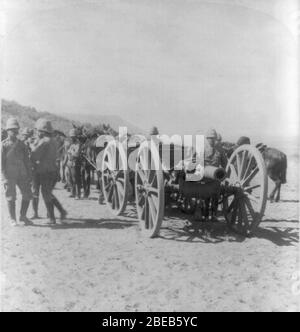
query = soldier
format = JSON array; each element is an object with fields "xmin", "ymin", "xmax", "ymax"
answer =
[
  {"xmin": 31, "ymin": 118, "xmax": 67, "ymax": 224},
  {"xmin": 204, "ymin": 128, "xmax": 227, "ymax": 222},
  {"xmin": 204, "ymin": 129, "xmax": 227, "ymax": 169},
  {"xmin": 19, "ymin": 127, "xmax": 34, "ymax": 148},
  {"xmin": 1, "ymin": 118, "xmax": 33, "ymax": 226},
  {"xmin": 66, "ymin": 128, "xmax": 83, "ymax": 200},
  {"xmin": 215, "ymin": 133, "xmax": 222, "ymax": 148},
  {"xmin": 149, "ymin": 126, "xmax": 159, "ymax": 136},
  {"xmin": 30, "ymin": 132, "xmax": 41, "ymax": 219}
]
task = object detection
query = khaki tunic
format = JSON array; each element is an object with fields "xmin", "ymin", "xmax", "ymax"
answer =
[
  {"xmin": 31, "ymin": 136, "xmax": 58, "ymax": 174},
  {"xmin": 31, "ymin": 136, "xmax": 58, "ymax": 202},
  {"xmin": 204, "ymin": 140, "xmax": 227, "ymax": 169},
  {"xmin": 1, "ymin": 138, "xmax": 32, "ymax": 201}
]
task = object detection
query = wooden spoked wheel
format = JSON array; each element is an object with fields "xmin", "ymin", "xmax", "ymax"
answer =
[
  {"xmin": 223, "ymin": 145, "xmax": 268, "ymax": 236},
  {"xmin": 135, "ymin": 141, "xmax": 165, "ymax": 238},
  {"xmin": 102, "ymin": 140, "xmax": 129, "ymax": 216}
]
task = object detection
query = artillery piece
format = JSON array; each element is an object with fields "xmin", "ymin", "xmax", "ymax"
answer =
[{"xmin": 98, "ymin": 135, "xmax": 268, "ymax": 238}]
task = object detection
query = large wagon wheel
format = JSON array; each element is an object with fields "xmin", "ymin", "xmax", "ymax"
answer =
[
  {"xmin": 223, "ymin": 145, "xmax": 268, "ymax": 236},
  {"xmin": 102, "ymin": 140, "xmax": 129, "ymax": 215},
  {"xmin": 135, "ymin": 141, "xmax": 165, "ymax": 238}
]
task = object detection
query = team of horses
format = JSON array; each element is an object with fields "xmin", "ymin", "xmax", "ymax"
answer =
[{"xmin": 53, "ymin": 124, "xmax": 118, "ymax": 202}]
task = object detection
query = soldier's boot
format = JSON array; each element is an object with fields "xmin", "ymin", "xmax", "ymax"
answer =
[
  {"xmin": 19, "ymin": 200, "xmax": 33, "ymax": 225},
  {"xmin": 46, "ymin": 201, "xmax": 56, "ymax": 225},
  {"xmin": 7, "ymin": 200, "xmax": 17, "ymax": 226},
  {"xmin": 31, "ymin": 198, "xmax": 40, "ymax": 219},
  {"xmin": 69, "ymin": 185, "xmax": 75, "ymax": 198},
  {"xmin": 75, "ymin": 185, "xmax": 81, "ymax": 200},
  {"xmin": 98, "ymin": 192, "xmax": 105, "ymax": 205},
  {"xmin": 52, "ymin": 197, "xmax": 67, "ymax": 221}
]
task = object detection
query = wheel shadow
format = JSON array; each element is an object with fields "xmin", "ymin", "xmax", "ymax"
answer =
[
  {"xmin": 254, "ymin": 225, "xmax": 299, "ymax": 246},
  {"xmin": 275, "ymin": 199, "xmax": 299, "ymax": 203},
  {"xmin": 161, "ymin": 207, "xmax": 244, "ymax": 243},
  {"xmin": 262, "ymin": 219, "xmax": 299, "ymax": 223},
  {"xmin": 160, "ymin": 220, "xmax": 246, "ymax": 244},
  {"xmin": 160, "ymin": 213, "xmax": 299, "ymax": 247}
]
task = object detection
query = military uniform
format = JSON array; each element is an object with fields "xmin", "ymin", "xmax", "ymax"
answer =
[
  {"xmin": 2, "ymin": 138, "xmax": 32, "ymax": 201},
  {"xmin": 31, "ymin": 118, "xmax": 66, "ymax": 224},
  {"xmin": 204, "ymin": 128, "xmax": 227, "ymax": 168},
  {"xmin": 66, "ymin": 129, "xmax": 83, "ymax": 199},
  {"xmin": 1, "ymin": 118, "xmax": 32, "ymax": 225},
  {"xmin": 20, "ymin": 127, "xmax": 34, "ymax": 149},
  {"xmin": 204, "ymin": 141, "xmax": 227, "ymax": 168},
  {"xmin": 203, "ymin": 129, "xmax": 227, "ymax": 221}
]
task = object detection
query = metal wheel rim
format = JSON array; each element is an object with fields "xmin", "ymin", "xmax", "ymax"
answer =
[
  {"xmin": 102, "ymin": 140, "xmax": 129, "ymax": 215},
  {"xmin": 135, "ymin": 141, "xmax": 164, "ymax": 238},
  {"xmin": 223, "ymin": 145, "xmax": 268, "ymax": 236}
]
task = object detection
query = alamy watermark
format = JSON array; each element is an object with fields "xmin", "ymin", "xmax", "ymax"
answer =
[{"xmin": 96, "ymin": 126, "xmax": 208, "ymax": 172}]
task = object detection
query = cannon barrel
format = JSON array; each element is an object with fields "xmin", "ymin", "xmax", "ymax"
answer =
[
  {"xmin": 164, "ymin": 165, "xmax": 226, "ymax": 199},
  {"xmin": 203, "ymin": 166, "xmax": 226, "ymax": 181}
]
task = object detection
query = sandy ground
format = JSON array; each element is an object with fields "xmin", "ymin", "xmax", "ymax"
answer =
[{"xmin": 1, "ymin": 160, "xmax": 299, "ymax": 312}]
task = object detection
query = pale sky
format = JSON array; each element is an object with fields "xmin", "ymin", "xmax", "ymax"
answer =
[{"xmin": 1, "ymin": 0, "xmax": 299, "ymax": 140}]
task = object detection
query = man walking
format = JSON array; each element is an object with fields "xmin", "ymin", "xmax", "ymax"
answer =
[
  {"xmin": 1, "ymin": 118, "xmax": 33, "ymax": 226},
  {"xmin": 31, "ymin": 118, "xmax": 67, "ymax": 224}
]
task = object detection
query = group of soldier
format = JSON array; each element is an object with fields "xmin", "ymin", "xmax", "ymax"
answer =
[
  {"xmin": 2, "ymin": 116, "xmax": 250, "ymax": 227},
  {"xmin": 1, "ymin": 117, "xmax": 67, "ymax": 226}
]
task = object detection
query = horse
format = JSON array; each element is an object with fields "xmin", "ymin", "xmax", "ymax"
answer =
[
  {"xmin": 221, "ymin": 137, "xmax": 251, "ymax": 160},
  {"xmin": 222, "ymin": 137, "xmax": 288, "ymax": 203},
  {"xmin": 256, "ymin": 143, "xmax": 287, "ymax": 202},
  {"xmin": 80, "ymin": 124, "xmax": 118, "ymax": 201}
]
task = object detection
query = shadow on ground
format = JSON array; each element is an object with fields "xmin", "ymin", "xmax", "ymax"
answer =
[
  {"xmin": 159, "ymin": 213, "xmax": 299, "ymax": 246},
  {"xmin": 30, "ymin": 218, "xmax": 137, "ymax": 230}
]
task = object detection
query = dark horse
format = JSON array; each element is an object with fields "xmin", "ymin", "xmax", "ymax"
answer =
[
  {"xmin": 80, "ymin": 124, "xmax": 118, "ymax": 201},
  {"xmin": 222, "ymin": 137, "xmax": 288, "ymax": 203},
  {"xmin": 256, "ymin": 143, "xmax": 287, "ymax": 203}
]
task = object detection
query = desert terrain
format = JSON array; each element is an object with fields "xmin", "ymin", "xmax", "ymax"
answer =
[{"xmin": 0, "ymin": 159, "xmax": 299, "ymax": 312}]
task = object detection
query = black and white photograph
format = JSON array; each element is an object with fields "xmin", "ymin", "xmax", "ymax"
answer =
[{"xmin": 0, "ymin": 0, "xmax": 299, "ymax": 313}]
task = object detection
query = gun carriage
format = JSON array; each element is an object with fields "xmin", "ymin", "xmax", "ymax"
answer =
[{"xmin": 96, "ymin": 135, "xmax": 268, "ymax": 238}]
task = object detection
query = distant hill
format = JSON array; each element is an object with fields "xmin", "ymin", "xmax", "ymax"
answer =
[
  {"xmin": 1, "ymin": 100, "xmax": 145, "ymax": 135},
  {"xmin": 61, "ymin": 112, "xmax": 146, "ymax": 135},
  {"xmin": 1, "ymin": 100, "xmax": 80, "ymax": 134}
]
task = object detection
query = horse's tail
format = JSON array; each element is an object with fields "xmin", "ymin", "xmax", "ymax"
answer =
[{"xmin": 280, "ymin": 154, "xmax": 287, "ymax": 184}]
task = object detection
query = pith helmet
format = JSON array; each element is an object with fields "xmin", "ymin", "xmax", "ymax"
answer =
[
  {"xmin": 206, "ymin": 128, "xmax": 217, "ymax": 139},
  {"xmin": 149, "ymin": 126, "xmax": 159, "ymax": 136},
  {"xmin": 20, "ymin": 127, "xmax": 33, "ymax": 137},
  {"xmin": 6, "ymin": 117, "xmax": 20, "ymax": 130},
  {"xmin": 237, "ymin": 136, "xmax": 250, "ymax": 146},
  {"xmin": 69, "ymin": 128, "xmax": 77, "ymax": 137},
  {"xmin": 35, "ymin": 118, "xmax": 53, "ymax": 134}
]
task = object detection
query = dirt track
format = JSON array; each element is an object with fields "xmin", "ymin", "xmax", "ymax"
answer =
[{"xmin": 1, "ymin": 160, "xmax": 299, "ymax": 312}]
